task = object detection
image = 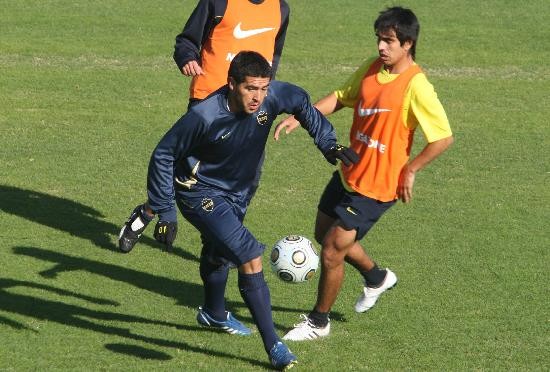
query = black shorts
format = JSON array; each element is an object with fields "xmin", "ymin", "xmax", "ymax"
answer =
[{"xmin": 318, "ymin": 172, "xmax": 396, "ymax": 240}]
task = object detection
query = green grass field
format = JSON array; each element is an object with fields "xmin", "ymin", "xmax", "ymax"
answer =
[{"xmin": 1, "ymin": 0, "xmax": 548, "ymax": 370}]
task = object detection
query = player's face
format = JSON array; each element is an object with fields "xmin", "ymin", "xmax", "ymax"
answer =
[
  {"xmin": 376, "ymin": 29, "xmax": 412, "ymax": 72},
  {"xmin": 229, "ymin": 76, "xmax": 270, "ymax": 114}
]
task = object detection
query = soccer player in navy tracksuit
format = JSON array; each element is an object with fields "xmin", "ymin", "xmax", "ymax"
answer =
[{"xmin": 118, "ymin": 51, "xmax": 358, "ymax": 370}]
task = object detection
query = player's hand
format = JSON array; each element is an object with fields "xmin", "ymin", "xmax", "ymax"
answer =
[
  {"xmin": 274, "ymin": 115, "xmax": 301, "ymax": 140},
  {"xmin": 397, "ymin": 165, "xmax": 416, "ymax": 203},
  {"xmin": 118, "ymin": 204, "xmax": 154, "ymax": 253},
  {"xmin": 324, "ymin": 144, "xmax": 359, "ymax": 166},
  {"xmin": 182, "ymin": 60, "xmax": 204, "ymax": 76},
  {"xmin": 154, "ymin": 220, "xmax": 178, "ymax": 251},
  {"xmin": 128, "ymin": 204, "xmax": 153, "ymax": 233}
]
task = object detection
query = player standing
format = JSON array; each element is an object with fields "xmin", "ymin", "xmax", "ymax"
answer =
[
  {"xmin": 277, "ymin": 6, "xmax": 454, "ymax": 340},
  {"xmin": 174, "ymin": 0, "xmax": 290, "ymax": 108},
  {"xmin": 118, "ymin": 51, "xmax": 357, "ymax": 369}
]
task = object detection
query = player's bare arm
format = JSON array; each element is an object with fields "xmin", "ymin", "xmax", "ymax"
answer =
[
  {"xmin": 397, "ymin": 135, "xmax": 454, "ymax": 203},
  {"xmin": 274, "ymin": 92, "xmax": 343, "ymax": 140}
]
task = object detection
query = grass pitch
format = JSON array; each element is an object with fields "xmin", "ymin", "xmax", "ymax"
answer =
[{"xmin": 0, "ymin": 0, "xmax": 548, "ymax": 370}]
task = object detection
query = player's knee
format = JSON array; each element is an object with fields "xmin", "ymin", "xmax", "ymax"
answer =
[
  {"xmin": 238, "ymin": 255, "xmax": 263, "ymax": 274},
  {"xmin": 320, "ymin": 245, "xmax": 345, "ymax": 269}
]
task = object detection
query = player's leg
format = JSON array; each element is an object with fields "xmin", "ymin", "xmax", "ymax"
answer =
[
  {"xmin": 198, "ymin": 249, "xmax": 230, "ymax": 319},
  {"xmin": 238, "ymin": 257, "xmax": 279, "ymax": 351},
  {"xmin": 315, "ymin": 223, "xmax": 356, "ymax": 312},
  {"xmin": 176, "ymin": 190, "xmax": 295, "ymax": 367},
  {"xmin": 239, "ymin": 256, "xmax": 297, "ymax": 369},
  {"xmin": 312, "ymin": 171, "xmax": 356, "ymax": 313},
  {"xmin": 197, "ymin": 233, "xmax": 229, "ymax": 320},
  {"xmin": 283, "ymin": 173, "xmax": 343, "ymax": 341},
  {"xmin": 201, "ymin": 202, "xmax": 296, "ymax": 367},
  {"xmin": 284, "ymin": 173, "xmax": 397, "ymax": 340},
  {"xmin": 312, "ymin": 172, "xmax": 343, "ymax": 245},
  {"xmin": 314, "ymin": 209, "xmax": 335, "ymax": 245},
  {"xmin": 176, "ymin": 193, "xmax": 251, "ymax": 335},
  {"xmin": 196, "ymin": 259, "xmax": 251, "ymax": 335},
  {"xmin": 332, "ymin": 196, "xmax": 397, "ymax": 313},
  {"xmin": 344, "ymin": 242, "xmax": 378, "ymax": 274},
  {"xmin": 197, "ymin": 196, "xmax": 294, "ymax": 366},
  {"xmin": 283, "ymin": 219, "xmax": 353, "ymax": 341}
]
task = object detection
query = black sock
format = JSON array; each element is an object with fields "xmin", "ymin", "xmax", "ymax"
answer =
[
  {"xmin": 200, "ymin": 258, "xmax": 229, "ymax": 321},
  {"xmin": 238, "ymin": 271, "xmax": 279, "ymax": 353},
  {"xmin": 361, "ymin": 265, "xmax": 387, "ymax": 288},
  {"xmin": 308, "ymin": 309, "xmax": 329, "ymax": 328}
]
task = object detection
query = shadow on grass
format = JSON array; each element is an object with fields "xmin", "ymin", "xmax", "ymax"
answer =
[
  {"xmin": 12, "ymin": 246, "xmax": 314, "ymax": 329},
  {"xmin": 12, "ymin": 246, "xmax": 333, "ymax": 334},
  {"xmin": 13, "ymin": 246, "xmax": 203, "ymax": 308},
  {"xmin": 104, "ymin": 343, "xmax": 172, "ymax": 360},
  {"xmin": 0, "ymin": 278, "xmax": 269, "ymax": 368},
  {"xmin": 0, "ymin": 185, "xmax": 198, "ymax": 262},
  {"xmin": 2, "ymin": 185, "xmax": 339, "ymax": 338}
]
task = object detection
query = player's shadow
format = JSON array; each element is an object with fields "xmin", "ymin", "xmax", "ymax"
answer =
[
  {"xmin": 12, "ymin": 246, "xmax": 314, "ymax": 329},
  {"xmin": 104, "ymin": 343, "xmax": 172, "ymax": 360},
  {"xmin": 0, "ymin": 278, "xmax": 268, "ymax": 368},
  {"xmin": 0, "ymin": 185, "xmax": 198, "ymax": 262},
  {"xmin": 13, "ymin": 246, "xmax": 203, "ymax": 309}
]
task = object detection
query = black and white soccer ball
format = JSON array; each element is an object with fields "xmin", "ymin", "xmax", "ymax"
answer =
[{"xmin": 270, "ymin": 235, "xmax": 319, "ymax": 283}]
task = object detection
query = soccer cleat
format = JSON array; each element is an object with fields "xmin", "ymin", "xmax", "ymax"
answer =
[
  {"xmin": 196, "ymin": 306, "xmax": 251, "ymax": 336},
  {"xmin": 269, "ymin": 341, "xmax": 297, "ymax": 370},
  {"xmin": 118, "ymin": 205, "xmax": 149, "ymax": 253},
  {"xmin": 354, "ymin": 268, "xmax": 397, "ymax": 313},
  {"xmin": 282, "ymin": 314, "xmax": 330, "ymax": 341}
]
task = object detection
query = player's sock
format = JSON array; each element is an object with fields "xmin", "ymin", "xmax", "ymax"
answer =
[
  {"xmin": 200, "ymin": 259, "xmax": 229, "ymax": 320},
  {"xmin": 308, "ymin": 309, "xmax": 329, "ymax": 328},
  {"xmin": 238, "ymin": 271, "xmax": 278, "ymax": 353},
  {"xmin": 361, "ymin": 264, "xmax": 387, "ymax": 288}
]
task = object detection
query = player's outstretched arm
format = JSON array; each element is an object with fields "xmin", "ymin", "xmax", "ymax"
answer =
[{"xmin": 273, "ymin": 92, "xmax": 344, "ymax": 140}]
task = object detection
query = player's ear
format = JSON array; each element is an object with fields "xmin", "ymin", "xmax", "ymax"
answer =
[{"xmin": 228, "ymin": 77, "xmax": 236, "ymax": 91}]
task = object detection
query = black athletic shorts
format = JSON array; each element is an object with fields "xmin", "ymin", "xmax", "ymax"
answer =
[{"xmin": 318, "ymin": 172, "xmax": 396, "ymax": 240}]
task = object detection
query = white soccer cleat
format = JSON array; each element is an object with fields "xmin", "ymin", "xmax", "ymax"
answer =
[
  {"xmin": 354, "ymin": 268, "xmax": 397, "ymax": 313},
  {"xmin": 282, "ymin": 314, "xmax": 330, "ymax": 341}
]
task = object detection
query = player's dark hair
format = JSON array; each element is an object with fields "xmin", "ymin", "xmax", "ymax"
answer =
[
  {"xmin": 228, "ymin": 51, "xmax": 272, "ymax": 84},
  {"xmin": 374, "ymin": 6, "xmax": 420, "ymax": 60}
]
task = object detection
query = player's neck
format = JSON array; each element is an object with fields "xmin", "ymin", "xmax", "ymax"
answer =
[
  {"xmin": 384, "ymin": 55, "xmax": 414, "ymax": 74},
  {"xmin": 226, "ymin": 95, "xmax": 238, "ymax": 113}
]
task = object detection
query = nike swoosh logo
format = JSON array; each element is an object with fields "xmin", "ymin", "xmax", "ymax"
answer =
[
  {"xmin": 221, "ymin": 131, "xmax": 232, "ymax": 140},
  {"xmin": 233, "ymin": 22, "xmax": 275, "ymax": 39},
  {"xmin": 357, "ymin": 101, "xmax": 391, "ymax": 117},
  {"xmin": 346, "ymin": 206, "xmax": 358, "ymax": 216}
]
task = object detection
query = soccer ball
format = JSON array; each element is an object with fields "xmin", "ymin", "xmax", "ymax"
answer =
[{"xmin": 270, "ymin": 235, "xmax": 319, "ymax": 283}]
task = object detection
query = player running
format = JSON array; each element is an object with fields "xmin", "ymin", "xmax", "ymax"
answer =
[
  {"xmin": 276, "ymin": 7, "xmax": 454, "ymax": 340},
  {"xmin": 118, "ymin": 51, "xmax": 357, "ymax": 369}
]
